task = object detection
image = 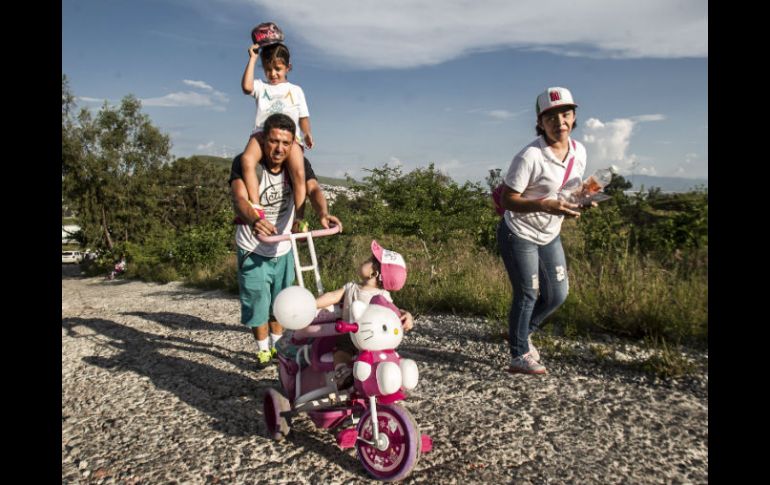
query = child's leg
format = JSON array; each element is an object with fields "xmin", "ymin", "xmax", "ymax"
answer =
[
  {"xmin": 242, "ymin": 136, "xmax": 264, "ymax": 205},
  {"xmin": 287, "ymin": 143, "xmax": 307, "ymax": 218},
  {"xmin": 333, "ymin": 350, "xmax": 353, "ymax": 367}
]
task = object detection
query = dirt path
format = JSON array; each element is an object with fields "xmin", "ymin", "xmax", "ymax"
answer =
[{"xmin": 62, "ymin": 267, "xmax": 707, "ymax": 484}]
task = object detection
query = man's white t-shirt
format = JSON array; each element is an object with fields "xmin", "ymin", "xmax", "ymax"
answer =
[
  {"xmin": 251, "ymin": 79, "xmax": 309, "ymax": 140},
  {"xmin": 235, "ymin": 163, "xmax": 295, "ymax": 257},
  {"xmin": 502, "ymin": 136, "xmax": 587, "ymax": 245}
]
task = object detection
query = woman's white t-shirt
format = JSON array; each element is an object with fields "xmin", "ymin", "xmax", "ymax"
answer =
[{"xmin": 502, "ymin": 136, "xmax": 587, "ymax": 245}]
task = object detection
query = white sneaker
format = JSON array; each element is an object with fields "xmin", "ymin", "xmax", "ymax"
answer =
[
  {"xmin": 528, "ymin": 335, "xmax": 540, "ymax": 362},
  {"xmin": 508, "ymin": 353, "xmax": 547, "ymax": 375}
]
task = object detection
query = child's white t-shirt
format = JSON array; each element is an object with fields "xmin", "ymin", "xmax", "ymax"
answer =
[
  {"xmin": 341, "ymin": 282, "xmax": 393, "ymax": 321},
  {"xmin": 251, "ymin": 79, "xmax": 309, "ymax": 140}
]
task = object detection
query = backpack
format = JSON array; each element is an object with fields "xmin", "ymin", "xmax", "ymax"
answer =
[{"xmin": 492, "ymin": 140, "xmax": 576, "ymax": 217}]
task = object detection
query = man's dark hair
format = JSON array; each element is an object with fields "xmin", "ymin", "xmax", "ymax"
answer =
[{"xmin": 263, "ymin": 113, "xmax": 296, "ymax": 137}]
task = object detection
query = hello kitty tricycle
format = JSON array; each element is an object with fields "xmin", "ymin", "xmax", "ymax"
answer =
[{"xmin": 257, "ymin": 226, "xmax": 432, "ymax": 481}]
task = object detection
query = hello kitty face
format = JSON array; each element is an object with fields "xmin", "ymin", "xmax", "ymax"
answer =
[{"xmin": 350, "ymin": 301, "xmax": 403, "ymax": 351}]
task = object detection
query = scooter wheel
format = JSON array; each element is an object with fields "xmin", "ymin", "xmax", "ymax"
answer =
[
  {"xmin": 263, "ymin": 388, "xmax": 291, "ymax": 441},
  {"xmin": 355, "ymin": 403, "xmax": 420, "ymax": 481}
]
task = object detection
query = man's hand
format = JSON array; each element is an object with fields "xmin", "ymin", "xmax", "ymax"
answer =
[
  {"xmin": 253, "ymin": 217, "xmax": 278, "ymax": 236},
  {"xmin": 319, "ymin": 213, "xmax": 343, "ymax": 232},
  {"xmin": 292, "ymin": 219, "xmax": 310, "ymax": 233}
]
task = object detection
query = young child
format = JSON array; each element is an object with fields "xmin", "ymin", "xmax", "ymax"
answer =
[
  {"xmin": 315, "ymin": 240, "xmax": 413, "ymax": 388},
  {"xmin": 241, "ymin": 22, "xmax": 311, "ymax": 225}
]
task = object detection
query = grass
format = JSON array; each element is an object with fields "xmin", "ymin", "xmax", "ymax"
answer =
[{"xmin": 124, "ymin": 218, "xmax": 707, "ymax": 378}]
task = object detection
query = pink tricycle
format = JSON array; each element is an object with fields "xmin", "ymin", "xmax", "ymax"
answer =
[{"xmin": 257, "ymin": 225, "xmax": 432, "ymax": 481}]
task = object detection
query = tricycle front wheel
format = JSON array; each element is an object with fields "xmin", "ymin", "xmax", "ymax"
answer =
[{"xmin": 355, "ymin": 403, "xmax": 420, "ymax": 481}]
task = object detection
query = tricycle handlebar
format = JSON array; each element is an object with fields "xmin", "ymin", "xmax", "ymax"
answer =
[{"xmin": 256, "ymin": 223, "xmax": 341, "ymax": 243}]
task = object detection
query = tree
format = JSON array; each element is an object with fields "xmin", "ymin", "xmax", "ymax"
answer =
[
  {"xmin": 157, "ymin": 156, "xmax": 232, "ymax": 230},
  {"xmin": 62, "ymin": 78, "xmax": 172, "ymax": 251},
  {"xmin": 605, "ymin": 173, "xmax": 633, "ymax": 195}
]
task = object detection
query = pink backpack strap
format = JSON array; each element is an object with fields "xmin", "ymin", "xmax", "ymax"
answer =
[{"xmin": 558, "ymin": 139, "xmax": 577, "ymax": 189}]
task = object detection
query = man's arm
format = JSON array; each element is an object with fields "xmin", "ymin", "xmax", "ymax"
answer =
[
  {"xmin": 230, "ymin": 178, "xmax": 277, "ymax": 235},
  {"xmin": 306, "ymin": 178, "xmax": 343, "ymax": 231}
]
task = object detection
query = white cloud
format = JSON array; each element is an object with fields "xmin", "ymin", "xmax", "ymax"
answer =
[
  {"xmin": 467, "ymin": 108, "xmax": 527, "ymax": 122},
  {"xmin": 485, "ymin": 110, "xmax": 514, "ymax": 120},
  {"xmin": 242, "ymin": 0, "xmax": 707, "ymax": 68},
  {"xmin": 581, "ymin": 115, "xmax": 664, "ymax": 174},
  {"xmin": 183, "ymin": 80, "xmax": 214, "ymax": 91},
  {"xmin": 77, "ymin": 96, "xmax": 107, "ymax": 103},
  {"xmin": 140, "ymin": 81, "xmax": 230, "ymax": 111},
  {"xmin": 631, "ymin": 114, "xmax": 667, "ymax": 122},
  {"xmin": 189, "ymin": 141, "xmax": 237, "ymax": 157}
]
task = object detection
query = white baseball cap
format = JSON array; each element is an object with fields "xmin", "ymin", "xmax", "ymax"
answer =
[{"xmin": 536, "ymin": 87, "xmax": 578, "ymax": 116}]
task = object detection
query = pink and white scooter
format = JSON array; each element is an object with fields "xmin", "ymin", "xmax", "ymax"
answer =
[{"xmin": 258, "ymin": 225, "xmax": 432, "ymax": 481}]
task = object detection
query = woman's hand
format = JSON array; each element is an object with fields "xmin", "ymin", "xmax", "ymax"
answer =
[
  {"xmin": 542, "ymin": 198, "xmax": 581, "ymax": 218},
  {"xmin": 248, "ymin": 43, "xmax": 260, "ymax": 57}
]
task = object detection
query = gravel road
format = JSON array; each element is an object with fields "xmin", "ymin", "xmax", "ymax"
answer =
[{"xmin": 62, "ymin": 265, "xmax": 708, "ymax": 484}]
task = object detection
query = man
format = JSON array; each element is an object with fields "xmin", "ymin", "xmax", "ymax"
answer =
[{"xmin": 229, "ymin": 113, "xmax": 342, "ymax": 366}]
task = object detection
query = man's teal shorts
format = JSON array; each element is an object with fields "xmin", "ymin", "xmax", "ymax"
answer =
[{"xmin": 237, "ymin": 248, "xmax": 296, "ymax": 328}]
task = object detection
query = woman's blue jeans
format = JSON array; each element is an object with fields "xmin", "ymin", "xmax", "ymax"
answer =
[{"xmin": 496, "ymin": 221, "xmax": 569, "ymax": 359}]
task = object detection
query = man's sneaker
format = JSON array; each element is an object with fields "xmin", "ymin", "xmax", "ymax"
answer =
[
  {"xmin": 257, "ymin": 349, "xmax": 273, "ymax": 367},
  {"xmin": 528, "ymin": 335, "xmax": 540, "ymax": 362},
  {"xmin": 508, "ymin": 352, "xmax": 547, "ymax": 375}
]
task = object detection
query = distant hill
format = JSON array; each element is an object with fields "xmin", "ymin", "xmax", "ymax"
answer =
[
  {"xmin": 182, "ymin": 155, "xmax": 356, "ymax": 186},
  {"xmin": 623, "ymin": 175, "xmax": 707, "ymax": 193}
]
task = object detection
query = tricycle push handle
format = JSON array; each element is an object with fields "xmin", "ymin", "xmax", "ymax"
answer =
[
  {"xmin": 257, "ymin": 223, "xmax": 341, "ymax": 244},
  {"xmin": 335, "ymin": 321, "xmax": 359, "ymax": 334}
]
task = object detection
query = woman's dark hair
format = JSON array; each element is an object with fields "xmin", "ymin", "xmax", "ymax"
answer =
[{"xmin": 260, "ymin": 43, "xmax": 291, "ymax": 67}]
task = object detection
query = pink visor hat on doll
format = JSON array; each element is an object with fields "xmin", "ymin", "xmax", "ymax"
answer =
[
  {"xmin": 251, "ymin": 22, "xmax": 285, "ymax": 47},
  {"xmin": 371, "ymin": 240, "xmax": 407, "ymax": 291}
]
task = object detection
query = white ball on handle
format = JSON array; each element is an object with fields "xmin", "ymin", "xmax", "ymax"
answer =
[{"xmin": 273, "ymin": 286, "xmax": 317, "ymax": 330}]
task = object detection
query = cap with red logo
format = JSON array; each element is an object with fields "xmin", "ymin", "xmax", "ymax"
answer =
[
  {"xmin": 371, "ymin": 240, "xmax": 407, "ymax": 291},
  {"xmin": 251, "ymin": 22, "xmax": 285, "ymax": 47},
  {"xmin": 536, "ymin": 87, "xmax": 578, "ymax": 116}
]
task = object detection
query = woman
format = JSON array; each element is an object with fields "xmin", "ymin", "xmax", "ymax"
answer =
[{"xmin": 497, "ymin": 86, "xmax": 591, "ymax": 374}]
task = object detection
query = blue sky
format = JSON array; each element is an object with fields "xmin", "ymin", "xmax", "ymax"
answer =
[{"xmin": 62, "ymin": 0, "xmax": 707, "ymax": 184}]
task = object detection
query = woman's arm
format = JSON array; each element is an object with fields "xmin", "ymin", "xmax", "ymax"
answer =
[{"xmin": 500, "ymin": 186, "xmax": 581, "ymax": 217}]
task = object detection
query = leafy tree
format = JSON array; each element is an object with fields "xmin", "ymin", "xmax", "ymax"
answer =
[
  {"xmin": 327, "ymin": 164, "xmax": 501, "ymax": 263},
  {"xmin": 157, "ymin": 156, "xmax": 232, "ymax": 230},
  {"xmin": 604, "ymin": 173, "xmax": 633, "ymax": 195},
  {"xmin": 62, "ymin": 78, "xmax": 172, "ymax": 250}
]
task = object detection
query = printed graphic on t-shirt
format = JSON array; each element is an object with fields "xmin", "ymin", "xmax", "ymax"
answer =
[
  {"xmin": 266, "ymin": 99, "xmax": 287, "ymax": 117},
  {"xmin": 260, "ymin": 171, "xmax": 291, "ymax": 220}
]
